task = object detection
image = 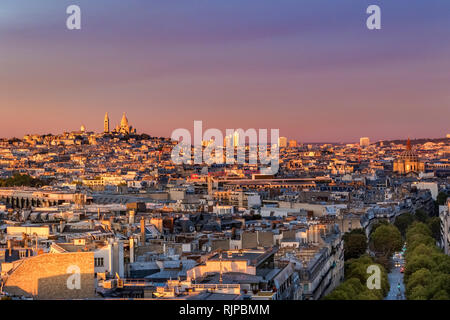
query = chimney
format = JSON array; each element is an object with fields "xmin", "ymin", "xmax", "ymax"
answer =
[
  {"xmin": 129, "ymin": 210, "xmax": 135, "ymax": 225},
  {"xmin": 129, "ymin": 237, "xmax": 135, "ymax": 263},
  {"xmin": 59, "ymin": 220, "xmax": 65, "ymax": 233},
  {"xmin": 140, "ymin": 217, "xmax": 146, "ymax": 243},
  {"xmin": 7, "ymin": 239, "xmax": 12, "ymax": 256}
]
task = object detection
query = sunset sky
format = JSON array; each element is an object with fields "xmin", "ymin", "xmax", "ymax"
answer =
[{"xmin": 1, "ymin": 0, "xmax": 449, "ymax": 142}]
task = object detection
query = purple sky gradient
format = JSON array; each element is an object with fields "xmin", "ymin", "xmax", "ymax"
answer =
[{"xmin": 1, "ymin": 0, "xmax": 449, "ymax": 142}]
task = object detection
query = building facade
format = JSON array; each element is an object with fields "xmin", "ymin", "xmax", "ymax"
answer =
[{"xmin": 393, "ymin": 139, "xmax": 425, "ymax": 174}]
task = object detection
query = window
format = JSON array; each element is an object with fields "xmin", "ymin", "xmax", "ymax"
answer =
[
  {"xmin": 94, "ymin": 257, "xmax": 104, "ymax": 267},
  {"xmin": 19, "ymin": 250, "xmax": 27, "ymax": 259}
]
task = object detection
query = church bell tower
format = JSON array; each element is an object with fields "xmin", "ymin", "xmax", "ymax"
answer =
[{"xmin": 104, "ymin": 112, "xmax": 109, "ymax": 133}]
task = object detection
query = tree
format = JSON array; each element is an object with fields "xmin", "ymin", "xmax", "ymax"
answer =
[
  {"xmin": 406, "ymin": 268, "xmax": 431, "ymax": 296},
  {"xmin": 345, "ymin": 255, "xmax": 390, "ymax": 296},
  {"xmin": 406, "ymin": 234, "xmax": 435, "ymax": 258},
  {"xmin": 409, "ymin": 243, "xmax": 438, "ymax": 257},
  {"xmin": 370, "ymin": 219, "xmax": 389, "ymax": 235},
  {"xmin": 404, "ymin": 222, "xmax": 450, "ymax": 299},
  {"xmin": 394, "ymin": 213, "xmax": 415, "ymax": 237},
  {"xmin": 406, "ymin": 222, "xmax": 432, "ymax": 240},
  {"xmin": 355, "ymin": 290, "xmax": 380, "ymax": 300},
  {"xmin": 433, "ymin": 254, "xmax": 450, "ymax": 274},
  {"xmin": 414, "ymin": 209, "xmax": 429, "ymax": 223},
  {"xmin": 436, "ymin": 192, "xmax": 448, "ymax": 206},
  {"xmin": 371, "ymin": 224, "xmax": 402, "ymax": 257},
  {"xmin": 324, "ymin": 278, "xmax": 363, "ymax": 300},
  {"xmin": 406, "ymin": 222, "xmax": 434, "ymax": 253},
  {"xmin": 0, "ymin": 173, "xmax": 48, "ymax": 187},
  {"xmin": 427, "ymin": 273, "xmax": 450, "ymax": 298},
  {"xmin": 139, "ymin": 133, "xmax": 151, "ymax": 140},
  {"xmin": 431, "ymin": 290, "xmax": 450, "ymax": 300},
  {"xmin": 325, "ymin": 255, "xmax": 389, "ymax": 300},
  {"xmin": 343, "ymin": 229, "xmax": 368, "ymax": 260},
  {"xmin": 427, "ymin": 217, "xmax": 441, "ymax": 241},
  {"xmin": 409, "ymin": 285, "xmax": 428, "ymax": 300}
]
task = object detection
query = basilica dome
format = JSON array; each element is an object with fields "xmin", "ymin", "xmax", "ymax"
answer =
[
  {"xmin": 393, "ymin": 138, "xmax": 424, "ymax": 174},
  {"xmin": 399, "ymin": 138, "xmax": 418, "ymax": 161},
  {"xmin": 120, "ymin": 112, "xmax": 129, "ymax": 127}
]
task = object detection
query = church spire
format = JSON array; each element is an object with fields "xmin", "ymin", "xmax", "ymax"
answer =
[
  {"xmin": 104, "ymin": 112, "xmax": 109, "ymax": 133},
  {"xmin": 406, "ymin": 137, "xmax": 411, "ymax": 151}
]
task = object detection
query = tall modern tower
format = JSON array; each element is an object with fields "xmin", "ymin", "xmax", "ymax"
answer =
[{"xmin": 104, "ymin": 112, "xmax": 109, "ymax": 133}]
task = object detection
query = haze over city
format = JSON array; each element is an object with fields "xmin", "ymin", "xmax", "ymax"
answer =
[{"xmin": 1, "ymin": 0, "xmax": 449, "ymax": 141}]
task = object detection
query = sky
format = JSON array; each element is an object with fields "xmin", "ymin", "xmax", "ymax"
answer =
[{"xmin": 1, "ymin": 0, "xmax": 449, "ymax": 143}]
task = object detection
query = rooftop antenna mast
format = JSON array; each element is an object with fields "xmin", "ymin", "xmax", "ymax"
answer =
[{"xmin": 219, "ymin": 250, "xmax": 223, "ymax": 285}]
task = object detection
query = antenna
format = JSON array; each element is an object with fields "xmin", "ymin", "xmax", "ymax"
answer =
[{"xmin": 219, "ymin": 250, "xmax": 223, "ymax": 285}]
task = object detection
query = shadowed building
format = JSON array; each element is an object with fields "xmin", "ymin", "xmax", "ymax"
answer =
[{"xmin": 2, "ymin": 252, "xmax": 95, "ymax": 299}]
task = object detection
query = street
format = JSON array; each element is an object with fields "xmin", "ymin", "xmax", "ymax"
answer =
[{"xmin": 385, "ymin": 251, "xmax": 406, "ymax": 300}]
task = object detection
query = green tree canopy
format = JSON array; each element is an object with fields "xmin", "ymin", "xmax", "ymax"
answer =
[
  {"xmin": 394, "ymin": 213, "xmax": 415, "ymax": 237},
  {"xmin": 0, "ymin": 173, "xmax": 48, "ymax": 187},
  {"xmin": 406, "ymin": 222, "xmax": 432, "ymax": 240},
  {"xmin": 325, "ymin": 255, "xmax": 389, "ymax": 300},
  {"xmin": 370, "ymin": 224, "xmax": 402, "ymax": 257},
  {"xmin": 414, "ymin": 209, "xmax": 429, "ymax": 223},
  {"xmin": 370, "ymin": 219, "xmax": 389, "ymax": 235},
  {"xmin": 431, "ymin": 290, "xmax": 450, "ymax": 300},
  {"xmin": 409, "ymin": 285, "xmax": 428, "ymax": 300},
  {"xmin": 427, "ymin": 217, "xmax": 441, "ymax": 241},
  {"xmin": 436, "ymin": 192, "xmax": 448, "ymax": 206},
  {"xmin": 404, "ymin": 222, "xmax": 450, "ymax": 300},
  {"xmin": 343, "ymin": 229, "xmax": 368, "ymax": 260},
  {"xmin": 406, "ymin": 268, "xmax": 432, "ymax": 294}
]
